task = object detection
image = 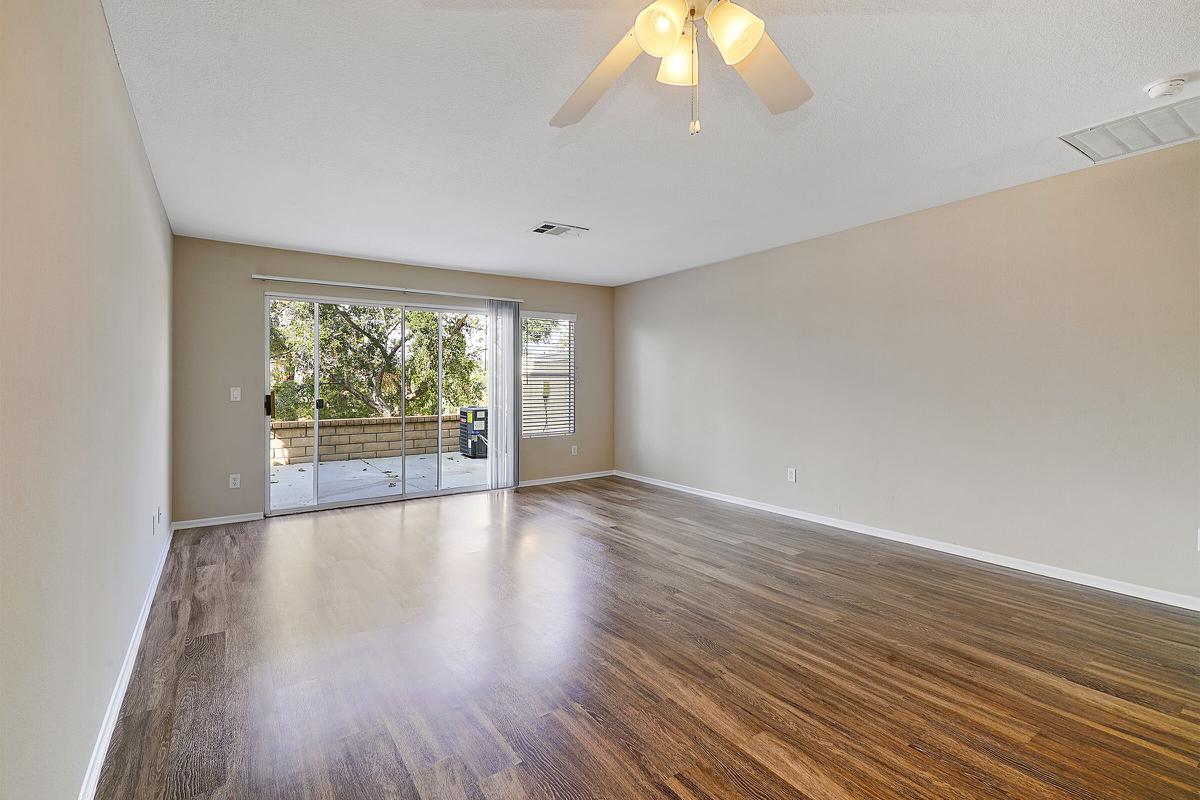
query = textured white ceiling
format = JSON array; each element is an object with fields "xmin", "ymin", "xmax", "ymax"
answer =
[{"xmin": 103, "ymin": 0, "xmax": 1199, "ymax": 285}]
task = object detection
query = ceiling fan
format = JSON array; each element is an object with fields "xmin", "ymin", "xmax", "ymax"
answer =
[{"xmin": 550, "ymin": 0, "xmax": 812, "ymax": 134}]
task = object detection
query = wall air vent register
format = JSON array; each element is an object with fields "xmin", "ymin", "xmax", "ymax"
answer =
[
  {"xmin": 1061, "ymin": 96, "xmax": 1200, "ymax": 163},
  {"xmin": 531, "ymin": 221, "xmax": 589, "ymax": 238}
]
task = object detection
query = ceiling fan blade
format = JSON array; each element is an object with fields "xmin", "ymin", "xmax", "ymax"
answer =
[
  {"xmin": 732, "ymin": 31, "xmax": 813, "ymax": 114},
  {"xmin": 550, "ymin": 27, "xmax": 642, "ymax": 127}
]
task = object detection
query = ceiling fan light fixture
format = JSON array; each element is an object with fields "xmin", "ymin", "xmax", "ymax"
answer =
[
  {"xmin": 549, "ymin": 0, "xmax": 811, "ymax": 131},
  {"xmin": 634, "ymin": 0, "xmax": 688, "ymax": 58},
  {"xmin": 704, "ymin": 0, "xmax": 764, "ymax": 65},
  {"xmin": 656, "ymin": 23, "xmax": 697, "ymax": 86}
]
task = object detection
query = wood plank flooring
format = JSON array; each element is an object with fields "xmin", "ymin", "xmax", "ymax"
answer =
[{"xmin": 97, "ymin": 477, "xmax": 1200, "ymax": 799}]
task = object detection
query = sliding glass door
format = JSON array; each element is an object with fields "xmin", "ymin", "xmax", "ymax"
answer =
[
  {"xmin": 267, "ymin": 296, "xmax": 490, "ymax": 514},
  {"xmin": 268, "ymin": 298, "xmax": 317, "ymax": 510},
  {"xmin": 401, "ymin": 308, "xmax": 439, "ymax": 494},
  {"xmin": 315, "ymin": 302, "xmax": 408, "ymax": 505},
  {"xmin": 441, "ymin": 311, "xmax": 489, "ymax": 490}
]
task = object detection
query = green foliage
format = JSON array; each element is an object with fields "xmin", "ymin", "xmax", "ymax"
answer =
[
  {"xmin": 269, "ymin": 301, "xmax": 486, "ymax": 421},
  {"xmin": 269, "ymin": 301, "xmax": 315, "ymax": 421},
  {"xmin": 521, "ymin": 316, "xmax": 558, "ymax": 344}
]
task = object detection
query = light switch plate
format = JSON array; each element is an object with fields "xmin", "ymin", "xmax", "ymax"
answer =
[
  {"xmin": 230, "ymin": 386, "xmax": 242, "ymax": 401},
  {"xmin": 570, "ymin": 445, "xmax": 578, "ymax": 456}
]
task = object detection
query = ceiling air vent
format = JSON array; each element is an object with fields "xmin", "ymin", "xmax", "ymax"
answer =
[
  {"xmin": 531, "ymin": 221, "xmax": 589, "ymax": 238},
  {"xmin": 1061, "ymin": 96, "xmax": 1200, "ymax": 163}
]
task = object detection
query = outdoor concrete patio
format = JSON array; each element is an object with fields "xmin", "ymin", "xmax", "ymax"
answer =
[{"xmin": 269, "ymin": 452, "xmax": 487, "ymax": 509}]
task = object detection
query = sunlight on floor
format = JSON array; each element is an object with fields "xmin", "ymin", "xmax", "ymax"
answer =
[{"xmin": 270, "ymin": 452, "xmax": 487, "ymax": 509}]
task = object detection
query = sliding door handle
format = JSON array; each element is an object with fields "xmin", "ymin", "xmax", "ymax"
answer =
[
  {"xmin": 264, "ymin": 392, "xmax": 275, "ymax": 416},
  {"xmin": 315, "ymin": 398, "xmax": 326, "ymax": 411}
]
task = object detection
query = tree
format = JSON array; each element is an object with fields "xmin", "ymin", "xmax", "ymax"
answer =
[{"xmin": 269, "ymin": 301, "xmax": 487, "ymax": 421}]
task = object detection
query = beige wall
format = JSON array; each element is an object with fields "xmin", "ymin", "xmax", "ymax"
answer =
[
  {"xmin": 0, "ymin": 0, "xmax": 173, "ymax": 797},
  {"xmin": 172, "ymin": 237, "xmax": 613, "ymax": 521},
  {"xmin": 615, "ymin": 143, "xmax": 1200, "ymax": 598}
]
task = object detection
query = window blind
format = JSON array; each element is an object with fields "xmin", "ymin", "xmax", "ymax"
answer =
[{"xmin": 521, "ymin": 314, "xmax": 575, "ymax": 437}]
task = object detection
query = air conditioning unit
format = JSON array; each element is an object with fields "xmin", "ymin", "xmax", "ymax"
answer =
[{"xmin": 458, "ymin": 407, "xmax": 488, "ymax": 459}]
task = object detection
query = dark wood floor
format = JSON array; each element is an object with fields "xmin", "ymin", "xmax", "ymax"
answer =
[{"xmin": 98, "ymin": 477, "xmax": 1199, "ymax": 799}]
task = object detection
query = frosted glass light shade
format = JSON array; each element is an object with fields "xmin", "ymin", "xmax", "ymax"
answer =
[
  {"xmin": 634, "ymin": 0, "xmax": 689, "ymax": 58},
  {"xmin": 703, "ymin": 0, "xmax": 764, "ymax": 65},
  {"xmin": 656, "ymin": 24, "xmax": 697, "ymax": 86}
]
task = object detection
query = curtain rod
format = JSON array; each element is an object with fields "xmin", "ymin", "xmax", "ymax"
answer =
[{"xmin": 250, "ymin": 274, "xmax": 524, "ymax": 304}]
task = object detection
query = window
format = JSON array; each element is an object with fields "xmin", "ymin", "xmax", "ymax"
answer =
[{"xmin": 521, "ymin": 312, "xmax": 575, "ymax": 437}]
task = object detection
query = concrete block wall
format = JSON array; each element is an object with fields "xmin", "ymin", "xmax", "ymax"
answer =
[{"xmin": 270, "ymin": 414, "xmax": 459, "ymax": 465}]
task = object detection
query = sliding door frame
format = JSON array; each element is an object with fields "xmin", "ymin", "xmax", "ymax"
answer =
[{"xmin": 263, "ymin": 290, "xmax": 491, "ymax": 517}]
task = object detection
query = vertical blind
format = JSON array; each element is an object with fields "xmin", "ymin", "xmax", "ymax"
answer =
[
  {"xmin": 521, "ymin": 314, "xmax": 575, "ymax": 437},
  {"xmin": 487, "ymin": 299, "xmax": 521, "ymax": 489}
]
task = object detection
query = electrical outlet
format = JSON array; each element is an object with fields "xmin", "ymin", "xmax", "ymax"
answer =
[
  {"xmin": 786, "ymin": 467, "xmax": 797, "ymax": 483},
  {"xmin": 230, "ymin": 386, "xmax": 241, "ymax": 401},
  {"xmin": 570, "ymin": 445, "xmax": 578, "ymax": 456},
  {"xmin": 229, "ymin": 473, "xmax": 241, "ymax": 489}
]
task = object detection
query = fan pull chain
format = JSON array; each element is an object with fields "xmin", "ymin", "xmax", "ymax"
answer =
[{"xmin": 689, "ymin": 19, "xmax": 701, "ymax": 135}]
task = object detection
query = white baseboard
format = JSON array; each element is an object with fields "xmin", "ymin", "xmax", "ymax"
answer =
[
  {"xmin": 519, "ymin": 470, "xmax": 615, "ymax": 488},
  {"xmin": 77, "ymin": 531, "xmax": 173, "ymax": 800},
  {"xmin": 614, "ymin": 471, "xmax": 1200, "ymax": 612},
  {"xmin": 171, "ymin": 512, "xmax": 263, "ymax": 531}
]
